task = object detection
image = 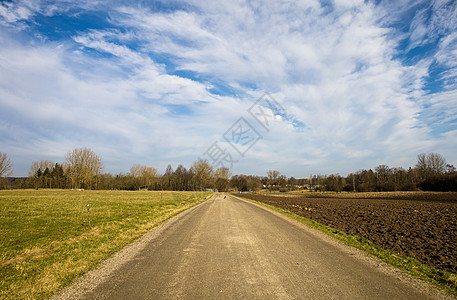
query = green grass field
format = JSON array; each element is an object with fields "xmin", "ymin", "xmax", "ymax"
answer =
[{"xmin": 0, "ymin": 189, "xmax": 212, "ymax": 299}]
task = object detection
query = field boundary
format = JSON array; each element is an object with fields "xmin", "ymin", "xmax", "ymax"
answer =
[
  {"xmin": 49, "ymin": 192, "xmax": 215, "ymax": 299},
  {"xmin": 232, "ymin": 194, "xmax": 457, "ymax": 298}
]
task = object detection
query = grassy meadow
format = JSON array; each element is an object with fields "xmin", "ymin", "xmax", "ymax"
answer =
[{"xmin": 0, "ymin": 189, "xmax": 212, "ymax": 299}]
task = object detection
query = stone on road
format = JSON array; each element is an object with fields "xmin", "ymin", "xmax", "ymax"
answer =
[{"xmin": 55, "ymin": 193, "xmax": 450, "ymax": 299}]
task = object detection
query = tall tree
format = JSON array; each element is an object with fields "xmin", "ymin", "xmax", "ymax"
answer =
[
  {"xmin": 130, "ymin": 164, "xmax": 143, "ymax": 178},
  {"xmin": 416, "ymin": 153, "xmax": 447, "ymax": 179},
  {"xmin": 191, "ymin": 159, "xmax": 214, "ymax": 190},
  {"xmin": 266, "ymin": 170, "xmax": 280, "ymax": 190},
  {"xmin": 0, "ymin": 152, "xmax": 13, "ymax": 178},
  {"xmin": 215, "ymin": 167, "xmax": 231, "ymax": 180},
  {"xmin": 51, "ymin": 163, "xmax": 66, "ymax": 189},
  {"xmin": 0, "ymin": 152, "xmax": 13, "ymax": 188},
  {"xmin": 130, "ymin": 164, "xmax": 157, "ymax": 189},
  {"xmin": 66, "ymin": 148, "xmax": 103, "ymax": 189},
  {"xmin": 173, "ymin": 164, "xmax": 193, "ymax": 191},
  {"xmin": 214, "ymin": 167, "xmax": 231, "ymax": 192},
  {"xmin": 163, "ymin": 164, "xmax": 174, "ymax": 190},
  {"xmin": 141, "ymin": 166, "xmax": 157, "ymax": 188}
]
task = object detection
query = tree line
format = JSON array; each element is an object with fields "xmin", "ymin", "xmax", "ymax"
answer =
[
  {"xmin": 0, "ymin": 149, "xmax": 456, "ymax": 192},
  {"xmin": 319, "ymin": 153, "xmax": 457, "ymax": 192},
  {"xmin": 0, "ymin": 148, "xmax": 232, "ymax": 191}
]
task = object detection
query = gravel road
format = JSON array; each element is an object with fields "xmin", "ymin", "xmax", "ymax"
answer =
[{"xmin": 51, "ymin": 193, "xmax": 453, "ymax": 299}]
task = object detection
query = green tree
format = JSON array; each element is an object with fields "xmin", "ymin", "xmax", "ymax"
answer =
[
  {"xmin": 29, "ymin": 160, "xmax": 56, "ymax": 189},
  {"xmin": 51, "ymin": 163, "xmax": 66, "ymax": 189},
  {"xmin": 43, "ymin": 167, "xmax": 51, "ymax": 188}
]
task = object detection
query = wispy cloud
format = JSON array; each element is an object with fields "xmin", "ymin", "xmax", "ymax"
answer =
[{"xmin": 0, "ymin": 0, "xmax": 456, "ymax": 176}]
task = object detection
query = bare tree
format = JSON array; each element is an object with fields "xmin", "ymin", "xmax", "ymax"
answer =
[
  {"xmin": 267, "ymin": 170, "xmax": 280, "ymax": 190},
  {"xmin": 130, "ymin": 164, "xmax": 140, "ymax": 178},
  {"xmin": 191, "ymin": 159, "xmax": 214, "ymax": 190},
  {"xmin": 0, "ymin": 152, "xmax": 13, "ymax": 178},
  {"xmin": 142, "ymin": 166, "xmax": 157, "ymax": 187},
  {"xmin": 416, "ymin": 153, "xmax": 447, "ymax": 179},
  {"xmin": 130, "ymin": 164, "xmax": 157, "ymax": 189},
  {"xmin": 66, "ymin": 148, "xmax": 103, "ymax": 189},
  {"xmin": 214, "ymin": 167, "xmax": 231, "ymax": 192},
  {"xmin": 267, "ymin": 170, "xmax": 280, "ymax": 181},
  {"xmin": 215, "ymin": 167, "xmax": 231, "ymax": 180},
  {"xmin": 29, "ymin": 160, "xmax": 55, "ymax": 177}
]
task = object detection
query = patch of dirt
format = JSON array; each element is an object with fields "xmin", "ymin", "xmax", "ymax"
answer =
[{"xmin": 240, "ymin": 192, "xmax": 457, "ymax": 274}]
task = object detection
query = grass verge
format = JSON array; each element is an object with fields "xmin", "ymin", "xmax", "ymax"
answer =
[
  {"xmin": 0, "ymin": 190, "xmax": 213, "ymax": 299},
  {"xmin": 235, "ymin": 195, "xmax": 457, "ymax": 297}
]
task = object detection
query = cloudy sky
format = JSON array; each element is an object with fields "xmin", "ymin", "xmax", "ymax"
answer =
[{"xmin": 0, "ymin": 0, "xmax": 456, "ymax": 177}]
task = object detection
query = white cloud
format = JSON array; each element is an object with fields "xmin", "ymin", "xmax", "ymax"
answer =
[
  {"xmin": 0, "ymin": 1, "xmax": 36, "ymax": 24},
  {"xmin": 0, "ymin": 0, "xmax": 456, "ymax": 176},
  {"xmin": 0, "ymin": 31, "xmax": 236, "ymax": 175}
]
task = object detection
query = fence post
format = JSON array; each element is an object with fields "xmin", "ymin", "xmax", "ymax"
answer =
[{"xmin": 86, "ymin": 199, "xmax": 91, "ymax": 229}]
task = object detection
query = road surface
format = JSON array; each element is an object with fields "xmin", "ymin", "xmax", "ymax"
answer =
[{"xmin": 53, "ymin": 193, "xmax": 450, "ymax": 299}]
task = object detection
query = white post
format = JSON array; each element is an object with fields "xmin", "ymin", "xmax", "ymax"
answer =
[{"xmin": 87, "ymin": 199, "xmax": 90, "ymax": 229}]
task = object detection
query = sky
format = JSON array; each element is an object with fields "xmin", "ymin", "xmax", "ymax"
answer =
[{"xmin": 0, "ymin": 0, "xmax": 456, "ymax": 178}]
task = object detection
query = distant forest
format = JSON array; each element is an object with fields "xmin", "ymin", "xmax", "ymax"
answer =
[{"xmin": 1, "ymin": 149, "xmax": 456, "ymax": 192}]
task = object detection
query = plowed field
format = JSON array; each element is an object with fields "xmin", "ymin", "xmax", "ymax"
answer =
[{"xmin": 240, "ymin": 192, "xmax": 457, "ymax": 274}]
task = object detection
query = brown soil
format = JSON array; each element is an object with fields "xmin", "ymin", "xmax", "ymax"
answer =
[{"xmin": 239, "ymin": 192, "xmax": 457, "ymax": 274}]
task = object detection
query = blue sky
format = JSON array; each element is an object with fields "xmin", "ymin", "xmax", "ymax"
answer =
[{"xmin": 0, "ymin": 0, "xmax": 456, "ymax": 177}]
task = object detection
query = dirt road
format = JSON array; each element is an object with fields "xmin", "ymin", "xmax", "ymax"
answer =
[{"xmin": 53, "ymin": 193, "xmax": 450, "ymax": 299}]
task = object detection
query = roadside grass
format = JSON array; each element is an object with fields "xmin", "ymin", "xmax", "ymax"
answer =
[
  {"xmin": 0, "ymin": 189, "xmax": 212, "ymax": 299},
  {"xmin": 236, "ymin": 195, "xmax": 457, "ymax": 297}
]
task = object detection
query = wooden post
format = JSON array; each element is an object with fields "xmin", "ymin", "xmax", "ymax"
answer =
[{"xmin": 86, "ymin": 199, "xmax": 90, "ymax": 229}]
